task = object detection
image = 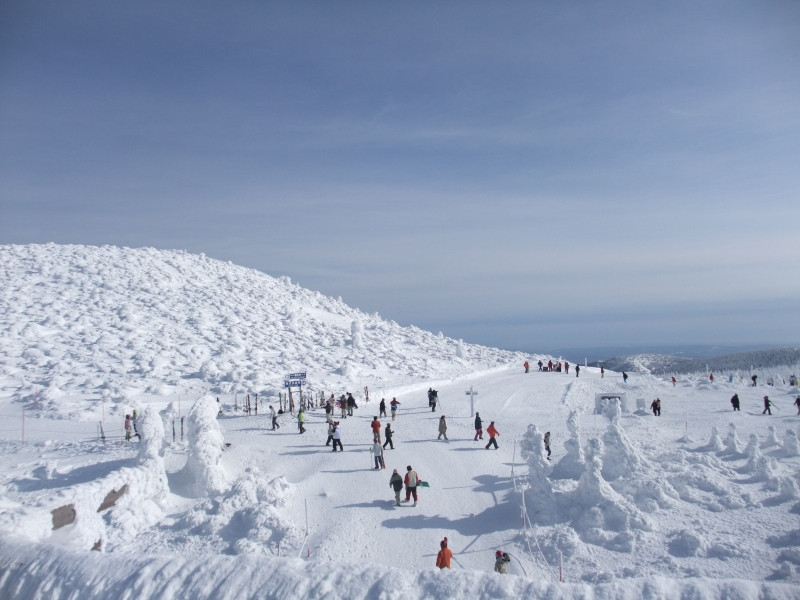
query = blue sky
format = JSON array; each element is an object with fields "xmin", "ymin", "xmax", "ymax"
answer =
[{"xmin": 2, "ymin": 1, "xmax": 799, "ymax": 352}]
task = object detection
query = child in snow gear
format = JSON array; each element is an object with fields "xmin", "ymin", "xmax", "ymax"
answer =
[
  {"xmin": 731, "ymin": 394, "xmax": 741, "ymax": 411},
  {"xmin": 371, "ymin": 416, "xmax": 382, "ymax": 443},
  {"xmin": 544, "ymin": 431, "xmax": 551, "ymax": 460},
  {"xmin": 383, "ymin": 423, "xmax": 394, "ymax": 449},
  {"xmin": 379, "ymin": 398, "xmax": 387, "ymax": 418},
  {"xmin": 390, "ymin": 398, "xmax": 400, "ymax": 420},
  {"xmin": 474, "ymin": 412, "xmax": 483, "ymax": 440},
  {"xmin": 494, "ymin": 550, "xmax": 511, "ymax": 573},
  {"xmin": 436, "ymin": 537, "xmax": 452, "ymax": 569},
  {"xmin": 331, "ymin": 423, "xmax": 343, "ymax": 451},
  {"xmin": 389, "ymin": 469, "xmax": 403, "ymax": 505},
  {"xmin": 403, "ymin": 465, "xmax": 420, "ymax": 505},
  {"xmin": 763, "ymin": 396, "xmax": 772, "ymax": 415},
  {"xmin": 371, "ymin": 438, "xmax": 385, "ymax": 469},
  {"xmin": 485, "ymin": 422, "xmax": 499, "ymax": 449},
  {"xmin": 437, "ymin": 415, "xmax": 448, "ymax": 440}
]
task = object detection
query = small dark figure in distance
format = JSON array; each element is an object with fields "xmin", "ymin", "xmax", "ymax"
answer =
[
  {"xmin": 762, "ymin": 396, "xmax": 772, "ymax": 415},
  {"xmin": 544, "ymin": 431, "xmax": 551, "ymax": 460},
  {"xmin": 731, "ymin": 394, "xmax": 740, "ymax": 411}
]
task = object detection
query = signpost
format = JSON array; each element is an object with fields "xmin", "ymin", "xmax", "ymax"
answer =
[
  {"xmin": 284, "ymin": 372, "xmax": 307, "ymax": 414},
  {"xmin": 465, "ymin": 386, "xmax": 478, "ymax": 416}
]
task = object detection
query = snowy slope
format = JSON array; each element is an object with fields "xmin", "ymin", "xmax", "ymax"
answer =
[{"xmin": 1, "ymin": 244, "xmax": 799, "ymax": 599}]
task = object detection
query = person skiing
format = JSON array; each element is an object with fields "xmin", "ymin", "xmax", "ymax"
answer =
[
  {"xmin": 524, "ymin": 361, "xmax": 529, "ymax": 373},
  {"xmin": 544, "ymin": 431, "xmax": 551, "ymax": 460},
  {"xmin": 331, "ymin": 422, "xmax": 343, "ymax": 451},
  {"xmin": 371, "ymin": 416, "xmax": 382, "ymax": 444},
  {"xmin": 124, "ymin": 414, "xmax": 133, "ymax": 441},
  {"xmin": 752, "ymin": 374, "xmax": 758, "ymax": 387},
  {"xmin": 795, "ymin": 396, "xmax": 800, "ymax": 415},
  {"xmin": 437, "ymin": 415, "xmax": 448, "ymax": 440},
  {"xmin": 763, "ymin": 396, "xmax": 772, "ymax": 415},
  {"xmin": 389, "ymin": 469, "xmax": 403, "ymax": 505},
  {"xmin": 485, "ymin": 422, "xmax": 499, "ymax": 450},
  {"xmin": 379, "ymin": 398, "xmax": 387, "ymax": 418},
  {"xmin": 371, "ymin": 438, "xmax": 385, "ymax": 470},
  {"xmin": 297, "ymin": 409, "xmax": 306, "ymax": 434},
  {"xmin": 474, "ymin": 412, "xmax": 483, "ymax": 441},
  {"xmin": 494, "ymin": 550, "xmax": 511, "ymax": 573},
  {"xmin": 575, "ymin": 364, "xmax": 580, "ymax": 378},
  {"xmin": 270, "ymin": 405, "xmax": 279, "ymax": 430},
  {"xmin": 383, "ymin": 423, "xmax": 394, "ymax": 449},
  {"xmin": 403, "ymin": 465, "xmax": 420, "ymax": 505},
  {"xmin": 436, "ymin": 537, "xmax": 453, "ymax": 569},
  {"xmin": 731, "ymin": 394, "xmax": 741, "ymax": 411},
  {"xmin": 390, "ymin": 397, "xmax": 400, "ymax": 420}
]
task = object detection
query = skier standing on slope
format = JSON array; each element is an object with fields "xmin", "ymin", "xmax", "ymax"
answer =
[
  {"xmin": 371, "ymin": 416, "xmax": 382, "ymax": 444},
  {"xmin": 731, "ymin": 394, "xmax": 741, "ymax": 411},
  {"xmin": 437, "ymin": 415, "xmax": 448, "ymax": 440},
  {"xmin": 763, "ymin": 396, "xmax": 772, "ymax": 415},
  {"xmin": 389, "ymin": 469, "xmax": 403, "ymax": 505},
  {"xmin": 436, "ymin": 538, "xmax": 453, "ymax": 569},
  {"xmin": 485, "ymin": 422, "xmax": 500, "ymax": 449},
  {"xmin": 474, "ymin": 412, "xmax": 483, "ymax": 441},
  {"xmin": 403, "ymin": 465, "xmax": 420, "ymax": 505},
  {"xmin": 371, "ymin": 438, "xmax": 385, "ymax": 470}
]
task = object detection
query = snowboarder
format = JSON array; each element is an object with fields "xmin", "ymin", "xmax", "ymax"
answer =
[
  {"xmin": 731, "ymin": 394, "xmax": 740, "ymax": 411},
  {"xmin": 390, "ymin": 397, "xmax": 400, "ymax": 420},
  {"xmin": 437, "ymin": 415, "xmax": 448, "ymax": 440},
  {"xmin": 795, "ymin": 396, "xmax": 800, "ymax": 415},
  {"xmin": 403, "ymin": 465, "xmax": 420, "ymax": 505},
  {"xmin": 379, "ymin": 398, "xmax": 387, "ymax": 418},
  {"xmin": 762, "ymin": 396, "xmax": 772, "ymax": 415},
  {"xmin": 371, "ymin": 438, "xmax": 385, "ymax": 470},
  {"xmin": 575, "ymin": 364, "xmax": 580, "ymax": 378},
  {"xmin": 544, "ymin": 431, "xmax": 551, "ymax": 460},
  {"xmin": 485, "ymin": 422, "xmax": 499, "ymax": 450},
  {"xmin": 752, "ymin": 375, "xmax": 758, "ymax": 387},
  {"xmin": 524, "ymin": 361, "xmax": 529, "ymax": 373},
  {"xmin": 474, "ymin": 412, "xmax": 483, "ymax": 441},
  {"xmin": 494, "ymin": 550, "xmax": 511, "ymax": 573},
  {"xmin": 371, "ymin": 416, "xmax": 382, "ymax": 444},
  {"xmin": 383, "ymin": 423, "xmax": 394, "ymax": 449},
  {"xmin": 389, "ymin": 469, "xmax": 403, "ymax": 505},
  {"xmin": 270, "ymin": 405, "xmax": 279, "ymax": 430},
  {"xmin": 124, "ymin": 414, "xmax": 133, "ymax": 441},
  {"xmin": 622, "ymin": 372, "xmax": 628, "ymax": 383},
  {"xmin": 331, "ymin": 423, "xmax": 343, "ymax": 451},
  {"xmin": 436, "ymin": 537, "xmax": 452, "ymax": 569}
]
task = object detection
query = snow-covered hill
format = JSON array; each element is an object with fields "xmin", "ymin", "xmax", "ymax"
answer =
[{"xmin": 1, "ymin": 244, "xmax": 799, "ymax": 600}]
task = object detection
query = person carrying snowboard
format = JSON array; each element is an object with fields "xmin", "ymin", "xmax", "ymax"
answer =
[
  {"xmin": 474, "ymin": 412, "xmax": 483, "ymax": 441},
  {"xmin": 437, "ymin": 415, "xmax": 448, "ymax": 440},
  {"xmin": 485, "ymin": 422, "xmax": 500, "ymax": 449},
  {"xmin": 389, "ymin": 469, "xmax": 403, "ymax": 505},
  {"xmin": 731, "ymin": 394, "xmax": 741, "ymax": 411},
  {"xmin": 763, "ymin": 395, "xmax": 772, "ymax": 415}
]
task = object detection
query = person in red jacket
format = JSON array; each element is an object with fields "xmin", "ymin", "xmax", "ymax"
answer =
[
  {"xmin": 370, "ymin": 416, "xmax": 382, "ymax": 444},
  {"xmin": 485, "ymin": 421, "xmax": 499, "ymax": 450},
  {"xmin": 436, "ymin": 537, "xmax": 452, "ymax": 569}
]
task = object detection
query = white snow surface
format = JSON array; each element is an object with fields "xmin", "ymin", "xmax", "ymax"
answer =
[{"xmin": 1, "ymin": 244, "xmax": 799, "ymax": 599}]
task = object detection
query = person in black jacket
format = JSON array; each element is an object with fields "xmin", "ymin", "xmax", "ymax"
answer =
[
  {"xmin": 383, "ymin": 423, "xmax": 394, "ymax": 449},
  {"xmin": 731, "ymin": 394, "xmax": 740, "ymax": 411},
  {"xmin": 474, "ymin": 412, "xmax": 483, "ymax": 441},
  {"xmin": 389, "ymin": 469, "xmax": 403, "ymax": 506}
]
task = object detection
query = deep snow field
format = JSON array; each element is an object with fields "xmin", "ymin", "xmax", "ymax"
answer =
[{"xmin": 1, "ymin": 244, "xmax": 799, "ymax": 599}]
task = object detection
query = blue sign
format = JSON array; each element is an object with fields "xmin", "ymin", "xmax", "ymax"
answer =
[
  {"xmin": 288, "ymin": 372, "xmax": 307, "ymax": 379},
  {"xmin": 284, "ymin": 380, "xmax": 305, "ymax": 388}
]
